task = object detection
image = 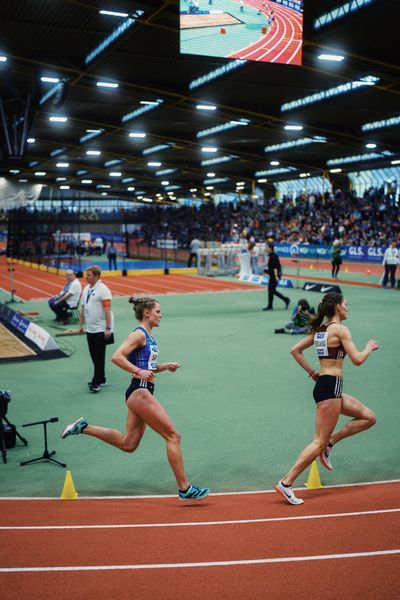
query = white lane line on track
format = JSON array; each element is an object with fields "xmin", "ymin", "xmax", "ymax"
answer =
[
  {"xmin": 1, "ymin": 549, "xmax": 399, "ymax": 572},
  {"xmin": 1, "ymin": 508, "xmax": 399, "ymax": 531},
  {"xmin": 1, "ymin": 478, "xmax": 399, "ymax": 501}
]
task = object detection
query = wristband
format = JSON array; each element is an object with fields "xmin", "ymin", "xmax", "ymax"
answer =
[{"xmin": 105, "ymin": 327, "xmax": 111, "ymax": 331}]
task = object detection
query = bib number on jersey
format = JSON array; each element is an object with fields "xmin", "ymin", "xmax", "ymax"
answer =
[{"xmin": 314, "ymin": 332, "xmax": 329, "ymax": 358}]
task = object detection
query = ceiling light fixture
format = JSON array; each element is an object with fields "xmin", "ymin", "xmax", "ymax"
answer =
[
  {"xmin": 189, "ymin": 59, "xmax": 246, "ymax": 90},
  {"xmin": 85, "ymin": 11, "xmax": 143, "ymax": 64},
  {"xmin": 49, "ymin": 116, "xmax": 68, "ymax": 123},
  {"xmin": 281, "ymin": 76, "xmax": 379, "ymax": 112},
  {"xmin": 362, "ymin": 116, "xmax": 400, "ymax": 132},
  {"xmin": 96, "ymin": 81, "xmax": 119, "ymax": 88},
  {"xmin": 317, "ymin": 54, "xmax": 345, "ymax": 62},
  {"xmin": 264, "ymin": 137, "xmax": 326, "ymax": 153},
  {"xmin": 314, "ymin": 0, "xmax": 377, "ymax": 30},
  {"xmin": 80, "ymin": 129, "xmax": 104, "ymax": 144},
  {"xmin": 122, "ymin": 99, "xmax": 163, "ymax": 124},
  {"xmin": 284, "ymin": 125, "xmax": 303, "ymax": 131},
  {"xmin": 41, "ymin": 76, "xmax": 60, "ymax": 83},
  {"xmin": 27, "ymin": 137, "xmax": 36, "ymax": 143},
  {"xmin": 201, "ymin": 146, "xmax": 218, "ymax": 153},
  {"xmin": 99, "ymin": 9, "xmax": 129, "ymax": 17},
  {"xmin": 86, "ymin": 150, "xmax": 101, "ymax": 156},
  {"xmin": 196, "ymin": 104, "xmax": 217, "ymax": 111},
  {"xmin": 129, "ymin": 132, "xmax": 146, "ymax": 138}
]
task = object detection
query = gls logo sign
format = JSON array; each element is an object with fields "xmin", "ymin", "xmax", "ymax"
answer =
[
  {"xmin": 368, "ymin": 247, "xmax": 383, "ymax": 257},
  {"xmin": 349, "ymin": 247, "xmax": 363, "ymax": 256}
]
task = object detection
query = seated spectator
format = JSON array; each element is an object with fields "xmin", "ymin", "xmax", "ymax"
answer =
[
  {"xmin": 48, "ymin": 270, "xmax": 82, "ymax": 324},
  {"xmin": 275, "ymin": 298, "xmax": 315, "ymax": 335}
]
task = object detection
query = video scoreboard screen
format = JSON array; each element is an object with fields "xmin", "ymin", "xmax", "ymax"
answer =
[{"xmin": 180, "ymin": 0, "xmax": 303, "ymax": 65}]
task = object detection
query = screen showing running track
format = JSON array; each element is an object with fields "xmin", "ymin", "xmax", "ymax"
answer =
[{"xmin": 180, "ymin": 0, "xmax": 303, "ymax": 65}]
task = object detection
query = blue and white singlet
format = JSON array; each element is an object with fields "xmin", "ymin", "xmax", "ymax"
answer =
[{"xmin": 128, "ymin": 326, "xmax": 158, "ymax": 371}]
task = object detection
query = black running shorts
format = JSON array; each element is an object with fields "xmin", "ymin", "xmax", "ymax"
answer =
[
  {"xmin": 125, "ymin": 378, "xmax": 155, "ymax": 401},
  {"xmin": 313, "ymin": 374, "xmax": 343, "ymax": 403}
]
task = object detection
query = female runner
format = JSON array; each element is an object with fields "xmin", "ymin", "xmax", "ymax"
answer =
[
  {"xmin": 61, "ymin": 296, "xmax": 210, "ymax": 500},
  {"xmin": 275, "ymin": 292, "xmax": 378, "ymax": 505}
]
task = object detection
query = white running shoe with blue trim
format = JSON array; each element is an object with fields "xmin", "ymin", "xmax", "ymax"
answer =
[{"xmin": 60, "ymin": 417, "xmax": 88, "ymax": 439}]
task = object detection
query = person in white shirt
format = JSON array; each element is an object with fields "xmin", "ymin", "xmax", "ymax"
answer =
[
  {"xmin": 79, "ymin": 265, "xmax": 114, "ymax": 392},
  {"xmin": 187, "ymin": 237, "xmax": 201, "ymax": 268},
  {"xmin": 382, "ymin": 240, "xmax": 399, "ymax": 289},
  {"xmin": 48, "ymin": 270, "xmax": 82, "ymax": 324}
]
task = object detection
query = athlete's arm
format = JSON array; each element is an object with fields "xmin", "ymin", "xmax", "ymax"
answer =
[
  {"xmin": 111, "ymin": 330, "xmax": 155, "ymax": 381},
  {"xmin": 290, "ymin": 333, "xmax": 319, "ymax": 380},
  {"xmin": 338, "ymin": 326, "xmax": 379, "ymax": 366},
  {"xmin": 156, "ymin": 362, "xmax": 181, "ymax": 373}
]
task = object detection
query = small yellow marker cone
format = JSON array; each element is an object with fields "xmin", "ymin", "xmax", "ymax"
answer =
[
  {"xmin": 309, "ymin": 264, "xmax": 314, "ymax": 270},
  {"xmin": 305, "ymin": 460, "xmax": 324, "ymax": 489},
  {"xmin": 60, "ymin": 469, "xmax": 78, "ymax": 500}
]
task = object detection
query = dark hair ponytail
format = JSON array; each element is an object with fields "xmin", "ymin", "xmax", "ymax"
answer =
[
  {"xmin": 310, "ymin": 292, "xmax": 343, "ymax": 332},
  {"xmin": 128, "ymin": 296, "xmax": 158, "ymax": 321}
]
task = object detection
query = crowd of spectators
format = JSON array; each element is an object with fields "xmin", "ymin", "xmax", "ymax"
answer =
[
  {"xmin": 139, "ymin": 187, "xmax": 399, "ymax": 249},
  {"xmin": 2, "ymin": 186, "xmax": 399, "ymax": 251}
]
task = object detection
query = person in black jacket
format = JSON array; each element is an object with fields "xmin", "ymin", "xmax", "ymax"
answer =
[{"xmin": 262, "ymin": 243, "xmax": 290, "ymax": 311}]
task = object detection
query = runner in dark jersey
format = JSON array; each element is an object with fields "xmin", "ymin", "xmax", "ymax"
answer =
[
  {"xmin": 61, "ymin": 296, "xmax": 210, "ymax": 501},
  {"xmin": 275, "ymin": 292, "xmax": 378, "ymax": 505}
]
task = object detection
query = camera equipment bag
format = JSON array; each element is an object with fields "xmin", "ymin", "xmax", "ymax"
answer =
[{"xmin": 2, "ymin": 423, "xmax": 16, "ymax": 449}]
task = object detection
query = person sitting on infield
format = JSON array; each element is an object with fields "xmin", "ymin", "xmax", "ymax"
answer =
[{"xmin": 48, "ymin": 270, "xmax": 82, "ymax": 324}]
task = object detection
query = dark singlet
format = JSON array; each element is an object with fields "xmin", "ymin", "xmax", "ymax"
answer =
[{"xmin": 314, "ymin": 323, "xmax": 347, "ymax": 360}]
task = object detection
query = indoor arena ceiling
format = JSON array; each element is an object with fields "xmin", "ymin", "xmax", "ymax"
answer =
[{"xmin": 0, "ymin": 0, "xmax": 399, "ymax": 202}]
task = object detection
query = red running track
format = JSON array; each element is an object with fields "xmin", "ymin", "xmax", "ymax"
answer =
[
  {"xmin": 230, "ymin": 1, "xmax": 303, "ymax": 64},
  {"xmin": 0, "ymin": 481, "xmax": 399, "ymax": 599},
  {"xmin": 0, "ymin": 257, "xmax": 260, "ymax": 302}
]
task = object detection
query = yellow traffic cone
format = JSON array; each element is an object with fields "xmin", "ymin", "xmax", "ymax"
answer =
[
  {"xmin": 344, "ymin": 267, "xmax": 349, "ymax": 273},
  {"xmin": 60, "ymin": 470, "xmax": 78, "ymax": 500},
  {"xmin": 305, "ymin": 460, "xmax": 324, "ymax": 489},
  {"xmin": 309, "ymin": 264, "xmax": 314, "ymax": 270}
]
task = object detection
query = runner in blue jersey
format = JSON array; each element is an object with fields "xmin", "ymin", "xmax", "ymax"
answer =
[{"xmin": 61, "ymin": 296, "xmax": 210, "ymax": 501}]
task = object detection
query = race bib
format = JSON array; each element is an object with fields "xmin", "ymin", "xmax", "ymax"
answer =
[
  {"xmin": 314, "ymin": 332, "xmax": 329, "ymax": 358},
  {"xmin": 148, "ymin": 343, "xmax": 158, "ymax": 370}
]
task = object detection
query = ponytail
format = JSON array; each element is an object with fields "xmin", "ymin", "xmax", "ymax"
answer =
[{"xmin": 310, "ymin": 292, "xmax": 343, "ymax": 332}]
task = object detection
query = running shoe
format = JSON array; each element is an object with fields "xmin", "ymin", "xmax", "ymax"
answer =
[
  {"xmin": 320, "ymin": 444, "xmax": 333, "ymax": 471},
  {"xmin": 60, "ymin": 417, "xmax": 88, "ymax": 439},
  {"xmin": 275, "ymin": 480, "xmax": 304, "ymax": 505},
  {"xmin": 178, "ymin": 485, "xmax": 210, "ymax": 501},
  {"xmin": 89, "ymin": 383, "xmax": 101, "ymax": 393}
]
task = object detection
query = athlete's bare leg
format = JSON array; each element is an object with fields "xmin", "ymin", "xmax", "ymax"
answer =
[
  {"xmin": 130, "ymin": 389, "xmax": 190, "ymax": 490},
  {"xmin": 329, "ymin": 392, "xmax": 376, "ymax": 446},
  {"xmin": 83, "ymin": 407, "xmax": 146, "ymax": 452},
  {"xmin": 281, "ymin": 397, "xmax": 341, "ymax": 486}
]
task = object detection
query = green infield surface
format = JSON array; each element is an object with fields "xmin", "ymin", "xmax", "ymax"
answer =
[{"xmin": 1, "ymin": 280, "xmax": 398, "ymax": 497}]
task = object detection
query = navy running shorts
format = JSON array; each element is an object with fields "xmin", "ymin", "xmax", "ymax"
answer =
[
  {"xmin": 313, "ymin": 374, "xmax": 343, "ymax": 403},
  {"xmin": 125, "ymin": 378, "xmax": 155, "ymax": 401}
]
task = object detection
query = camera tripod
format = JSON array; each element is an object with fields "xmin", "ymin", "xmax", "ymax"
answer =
[
  {"xmin": 20, "ymin": 417, "xmax": 66, "ymax": 468},
  {"xmin": 0, "ymin": 415, "xmax": 28, "ymax": 464}
]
